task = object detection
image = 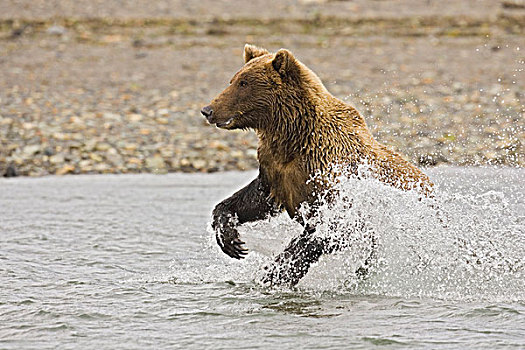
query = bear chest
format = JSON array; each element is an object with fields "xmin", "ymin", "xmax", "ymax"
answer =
[{"xmin": 260, "ymin": 156, "xmax": 311, "ymax": 218}]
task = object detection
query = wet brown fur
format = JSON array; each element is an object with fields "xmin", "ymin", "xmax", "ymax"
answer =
[{"xmin": 208, "ymin": 44, "xmax": 433, "ymax": 218}]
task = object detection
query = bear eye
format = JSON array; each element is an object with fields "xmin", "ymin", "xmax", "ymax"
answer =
[{"xmin": 239, "ymin": 80, "xmax": 248, "ymax": 87}]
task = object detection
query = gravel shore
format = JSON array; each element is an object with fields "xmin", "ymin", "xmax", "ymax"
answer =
[{"xmin": 1, "ymin": 1, "xmax": 524, "ymax": 176}]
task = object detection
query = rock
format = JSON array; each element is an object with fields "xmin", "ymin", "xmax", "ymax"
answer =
[
  {"xmin": 0, "ymin": 117, "xmax": 13, "ymax": 125},
  {"xmin": 89, "ymin": 153, "xmax": 103, "ymax": 162},
  {"xmin": 126, "ymin": 158, "xmax": 142, "ymax": 170},
  {"xmin": 95, "ymin": 142, "xmax": 112, "ymax": 152},
  {"xmin": 157, "ymin": 108, "xmax": 170, "ymax": 116},
  {"xmin": 46, "ymin": 25, "xmax": 67, "ymax": 36},
  {"xmin": 209, "ymin": 140, "xmax": 230, "ymax": 151},
  {"xmin": 43, "ymin": 147, "xmax": 55, "ymax": 156},
  {"xmin": 49, "ymin": 154, "xmax": 65, "ymax": 164},
  {"xmin": 106, "ymin": 154, "xmax": 123, "ymax": 167},
  {"xmin": 231, "ymin": 150, "xmax": 244, "ymax": 158},
  {"xmin": 127, "ymin": 113, "xmax": 143, "ymax": 122},
  {"xmin": 299, "ymin": 0, "xmax": 328, "ymax": 4},
  {"xmin": 502, "ymin": 0, "xmax": 525, "ymax": 9},
  {"xmin": 3, "ymin": 164, "xmax": 18, "ymax": 177},
  {"xmin": 123, "ymin": 143, "xmax": 139, "ymax": 151},
  {"xmin": 192, "ymin": 159, "xmax": 207, "ymax": 170},
  {"xmin": 156, "ymin": 117, "xmax": 169, "ymax": 125},
  {"xmin": 22, "ymin": 122, "xmax": 34, "ymax": 130},
  {"xmin": 56, "ymin": 164, "xmax": 75, "ymax": 175},
  {"xmin": 78, "ymin": 159, "xmax": 92, "ymax": 170},
  {"xmin": 102, "ymin": 112, "xmax": 122, "ymax": 121},
  {"xmin": 246, "ymin": 149, "xmax": 258, "ymax": 159},
  {"xmin": 84, "ymin": 139, "xmax": 98, "ymax": 152},
  {"xmin": 22, "ymin": 145, "xmax": 40, "ymax": 157},
  {"xmin": 145, "ymin": 155, "xmax": 167, "ymax": 174},
  {"xmin": 94, "ymin": 163, "xmax": 110, "ymax": 172}
]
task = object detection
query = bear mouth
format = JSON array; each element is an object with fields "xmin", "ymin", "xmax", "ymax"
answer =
[{"xmin": 216, "ymin": 117, "xmax": 234, "ymax": 128}]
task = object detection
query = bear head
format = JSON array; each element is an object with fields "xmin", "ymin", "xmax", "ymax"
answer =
[{"xmin": 201, "ymin": 44, "xmax": 316, "ymax": 130}]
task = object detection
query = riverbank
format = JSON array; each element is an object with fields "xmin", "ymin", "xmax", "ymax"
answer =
[{"xmin": 1, "ymin": 0, "xmax": 524, "ymax": 176}]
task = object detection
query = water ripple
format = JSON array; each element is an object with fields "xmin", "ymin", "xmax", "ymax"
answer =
[{"xmin": 0, "ymin": 169, "xmax": 524, "ymax": 349}]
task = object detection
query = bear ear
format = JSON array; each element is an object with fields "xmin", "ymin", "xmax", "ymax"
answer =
[
  {"xmin": 244, "ymin": 44, "xmax": 269, "ymax": 63},
  {"xmin": 272, "ymin": 49, "xmax": 298, "ymax": 77}
]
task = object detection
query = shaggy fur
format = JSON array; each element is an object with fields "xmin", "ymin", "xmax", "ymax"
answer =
[{"xmin": 202, "ymin": 44, "xmax": 433, "ymax": 286}]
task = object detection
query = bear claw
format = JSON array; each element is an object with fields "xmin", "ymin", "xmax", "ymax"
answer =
[{"xmin": 218, "ymin": 236, "xmax": 248, "ymax": 259}]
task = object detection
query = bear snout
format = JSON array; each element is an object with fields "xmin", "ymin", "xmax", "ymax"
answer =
[{"xmin": 201, "ymin": 105, "xmax": 214, "ymax": 122}]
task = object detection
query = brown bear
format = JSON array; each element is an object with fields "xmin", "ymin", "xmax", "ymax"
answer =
[{"xmin": 201, "ymin": 44, "xmax": 433, "ymax": 287}]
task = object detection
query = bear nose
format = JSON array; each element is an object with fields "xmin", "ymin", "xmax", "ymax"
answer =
[{"xmin": 201, "ymin": 105, "xmax": 213, "ymax": 120}]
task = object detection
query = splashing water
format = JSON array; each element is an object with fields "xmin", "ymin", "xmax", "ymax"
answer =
[{"xmin": 175, "ymin": 167, "xmax": 525, "ymax": 302}]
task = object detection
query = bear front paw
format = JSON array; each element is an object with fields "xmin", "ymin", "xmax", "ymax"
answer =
[{"xmin": 216, "ymin": 233, "xmax": 248, "ymax": 259}]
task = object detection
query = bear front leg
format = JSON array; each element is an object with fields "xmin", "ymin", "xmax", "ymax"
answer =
[
  {"xmin": 261, "ymin": 226, "xmax": 328, "ymax": 287},
  {"xmin": 261, "ymin": 223, "xmax": 378, "ymax": 286},
  {"xmin": 212, "ymin": 173, "xmax": 278, "ymax": 259}
]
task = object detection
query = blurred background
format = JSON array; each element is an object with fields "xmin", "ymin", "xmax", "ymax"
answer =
[{"xmin": 1, "ymin": 0, "xmax": 523, "ymax": 177}]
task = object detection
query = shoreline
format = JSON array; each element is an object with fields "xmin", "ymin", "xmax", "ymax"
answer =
[{"xmin": 1, "ymin": 1, "xmax": 524, "ymax": 177}]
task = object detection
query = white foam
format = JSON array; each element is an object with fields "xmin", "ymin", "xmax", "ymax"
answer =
[{"xmin": 172, "ymin": 167, "xmax": 525, "ymax": 302}]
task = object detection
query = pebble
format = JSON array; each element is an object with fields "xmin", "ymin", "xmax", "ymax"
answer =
[
  {"xmin": 95, "ymin": 143, "xmax": 112, "ymax": 152},
  {"xmin": 22, "ymin": 145, "xmax": 40, "ymax": 157},
  {"xmin": 56, "ymin": 164, "xmax": 75, "ymax": 175},
  {"xmin": 1, "ymin": 81, "xmax": 523, "ymax": 177},
  {"xmin": 145, "ymin": 155, "xmax": 167, "ymax": 174},
  {"xmin": 192, "ymin": 159, "xmax": 207, "ymax": 170},
  {"xmin": 49, "ymin": 154, "xmax": 65, "ymax": 164},
  {"xmin": 3, "ymin": 164, "xmax": 18, "ymax": 178},
  {"xmin": 46, "ymin": 25, "xmax": 67, "ymax": 36},
  {"xmin": 1, "ymin": 17, "xmax": 523, "ymax": 177}
]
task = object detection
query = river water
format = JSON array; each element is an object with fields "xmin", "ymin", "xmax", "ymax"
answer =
[{"xmin": 1, "ymin": 167, "xmax": 524, "ymax": 349}]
